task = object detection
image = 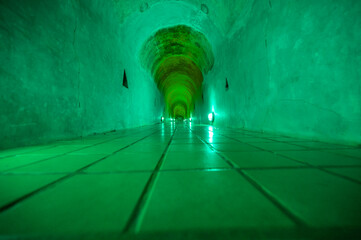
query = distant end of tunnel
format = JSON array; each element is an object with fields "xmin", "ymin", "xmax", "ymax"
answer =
[{"xmin": 140, "ymin": 25, "xmax": 214, "ymax": 119}]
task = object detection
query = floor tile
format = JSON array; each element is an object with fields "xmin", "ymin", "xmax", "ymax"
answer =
[
  {"xmin": 29, "ymin": 145, "xmax": 88, "ymax": 154},
  {"xmin": 265, "ymin": 137, "xmax": 302, "ymax": 142},
  {"xmin": 211, "ymin": 143, "xmax": 260, "ymax": 152},
  {"xmin": 172, "ymin": 140, "xmax": 204, "ymax": 145},
  {"xmin": 248, "ymin": 142, "xmax": 307, "ymax": 151},
  {"xmin": 288, "ymin": 141, "xmax": 354, "ymax": 150},
  {"xmin": 9, "ymin": 154, "xmax": 107, "ymax": 173},
  {"xmin": 326, "ymin": 149, "xmax": 361, "ymax": 159},
  {"xmin": 222, "ymin": 151, "xmax": 305, "ymax": 168},
  {"xmin": 0, "ymin": 145, "xmax": 56, "ymax": 158},
  {"xmin": 233, "ymin": 135, "xmax": 266, "ymax": 139},
  {"xmin": 162, "ymin": 151, "xmax": 230, "ymax": 170},
  {"xmin": 142, "ymin": 138, "xmax": 171, "ymax": 144},
  {"xmin": 169, "ymin": 143, "xmax": 209, "ymax": 152},
  {"xmin": 0, "ymin": 174, "xmax": 65, "ymax": 208},
  {"xmin": 54, "ymin": 139, "xmax": 104, "ymax": 145},
  {"xmin": 140, "ymin": 171, "xmax": 294, "ymax": 232},
  {"xmin": 234, "ymin": 137, "xmax": 275, "ymax": 143},
  {"xmin": 0, "ymin": 123, "xmax": 360, "ymax": 238},
  {"xmin": 0, "ymin": 173, "xmax": 150, "ymax": 235},
  {"xmin": 277, "ymin": 150, "xmax": 361, "ymax": 166},
  {"xmin": 86, "ymin": 152, "xmax": 162, "ymax": 172},
  {"xmin": 0, "ymin": 154, "xmax": 56, "ymax": 172},
  {"xmin": 73, "ymin": 142, "xmax": 129, "ymax": 154},
  {"xmin": 325, "ymin": 167, "xmax": 361, "ymax": 182},
  {"xmin": 245, "ymin": 168, "xmax": 361, "ymax": 227},
  {"xmin": 122, "ymin": 144, "xmax": 167, "ymax": 153},
  {"xmin": 204, "ymin": 137, "xmax": 239, "ymax": 144}
]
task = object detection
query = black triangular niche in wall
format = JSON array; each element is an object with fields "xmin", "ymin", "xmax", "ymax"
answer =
[
  {"xmin": 123, "ymin": 70, "xmax": 128, "ymax": 88},
  {"xmin": 225, "ymin": 78, "xmax": 229, "ymax": 90}
]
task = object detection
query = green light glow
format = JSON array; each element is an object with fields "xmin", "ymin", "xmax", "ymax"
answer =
[
  {"xmin": 141, "ymin": 25, "xmax": 214, "ymax": 118},
  {"xmin": 208, "ymin": 112, "xmax": 214, "ymax": 122}
]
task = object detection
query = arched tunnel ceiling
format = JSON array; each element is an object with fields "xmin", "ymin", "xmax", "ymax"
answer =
[
  {"xmin": 113, "ymin": 0, "xmax": 253, "ymax": 36},
  {"xmin": 115, "ymin": 0, "xmax": 253, "ymax": 119},
  {"xmin": 140, "ymin": 25, "xmax": 214, "ymax": 118}
]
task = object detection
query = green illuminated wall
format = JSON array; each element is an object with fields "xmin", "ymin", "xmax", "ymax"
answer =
[
  {"xmin": 1, "ymin": 0, "xmax": 360, "ymax": 148},
  {"xmin": 196, "ymin": 0, "xmax": 361, "ymax": 144},
  {"xmin": 0, "ymin": 0, "xmax": 163, "ymax": 149}
]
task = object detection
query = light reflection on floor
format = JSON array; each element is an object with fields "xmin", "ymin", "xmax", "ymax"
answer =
[{"xmin": 0, "ymin": 122, "xmax": 360, "ymax": 239}]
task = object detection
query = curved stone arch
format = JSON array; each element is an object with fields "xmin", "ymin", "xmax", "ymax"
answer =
[{"xmin": 140, "ymin": 25, "xmax": 214, "ymax": 118}]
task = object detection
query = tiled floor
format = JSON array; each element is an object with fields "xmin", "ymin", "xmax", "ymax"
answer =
[{"xmin": 0, "ymin": 122, "xmax": 360, "ymax": 239}]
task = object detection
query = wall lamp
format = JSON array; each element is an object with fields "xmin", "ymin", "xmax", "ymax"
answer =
[{"xmin": 208, "ymin": 112, "xmax": 215, "ymax": 123}]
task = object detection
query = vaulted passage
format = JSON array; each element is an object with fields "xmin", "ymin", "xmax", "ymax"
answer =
[
  {"xmin": 140, "ymin": 25, "xmax": 214, "ymax": 118},
  {"xmin": 0, "ymin": 1, "xmax": 361, "ymax": 239}
]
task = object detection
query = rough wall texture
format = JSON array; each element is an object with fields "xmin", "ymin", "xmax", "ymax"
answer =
[
  {"xmin": 1, "ymin": 0, "xmax": 360, "ymax": 148},
  {"xmin": 0, "ymin": 0, "xmax": 163, "ymax": 149},
  {"xmin": 197, "ymin": 0, "xmax": 361, "ymax": 144}
]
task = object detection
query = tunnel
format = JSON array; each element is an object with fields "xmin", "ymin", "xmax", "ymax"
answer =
[
  {"xmin": 140, "ymin": 25, "xmax": 214, "ymax": 119},
  {"xmin": 0, "ymin": 0, "xmax": 361, "ymax": 239}
]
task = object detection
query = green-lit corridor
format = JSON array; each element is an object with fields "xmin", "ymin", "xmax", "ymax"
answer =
[{"xmin": 1, "ymin": 0, "xmax": 361, "ymax": 239}]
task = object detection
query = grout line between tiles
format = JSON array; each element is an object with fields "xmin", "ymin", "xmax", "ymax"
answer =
[
  {"xmin": 217, "ymin": 132, "xmax": 361, "ymax": 185},
  {"xmin": 321, "ymin": 149, "xmax": 361, "ymax": 160},
  {"xmin": 0, "ymin": 145, "xmax": 59, "ymax": 160},
  {"xmin": 123, "ymin": 125, "xmax": 177, "ymax": 233},
  {"xmin": 217, "ymin": 133, "xmax": 314, "ymax": 165},
  {"xmin": 1, "ymin": 126, "xmax": 159, "ymax": 173},
  {"xmin": 0, "ymin": 129, "xmax": 160, "ymax": 214},
  {"xmin": 7, "ymin": 164, "xmax": 358, "ymax": 176},
  {"xmin": 188, "ymin": 125, "xmax": 309, "ymax": 228},
  {"xmin": 237, "ymin": 169, "xmax": 308, "ymax": 228},
  {"xmin": 231, "ymin": 129, "xmax": 359, "ymax": 152},
  {"xmin": 313, "ymin": 168, "xmax": 361, "ymax": 185}
]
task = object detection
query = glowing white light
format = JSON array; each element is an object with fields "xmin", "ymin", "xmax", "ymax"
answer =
[
  {"xmin": 209, "ymin": 126, "xmax": 213, "ymax": 132},
  {"xmin": 189, "ymin": 118, "xmax": 192, "ymax": 122},
  {"xmin": 161, "ymin": 117, "xmax": 164, "ymax": 121},
  {"xmin": 208, "ymin": 113, "xmax": 214, "ymax": 121}
]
